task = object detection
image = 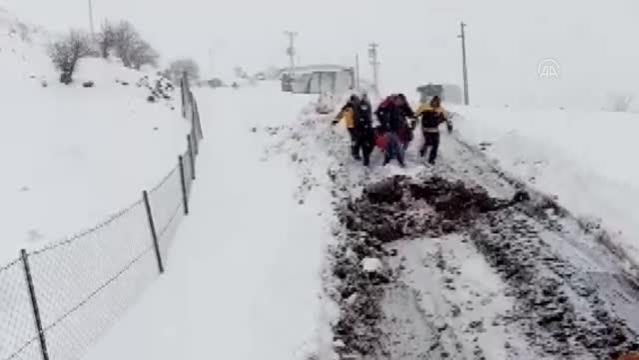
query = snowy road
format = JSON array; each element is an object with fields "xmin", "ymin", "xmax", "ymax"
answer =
[
  {"xmin": 265, "ymin": 105, "xmax": 639, "ymax": 359},
  {"xmin": 84, "ymin": 84, "xmax": 335, "ymax": 360},
  {"xmin": 82, "ymin": 84, "xmax": 639, "ymax": 360}
]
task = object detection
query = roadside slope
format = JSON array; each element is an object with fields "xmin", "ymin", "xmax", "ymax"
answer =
[{"xmin": 0, "ymin": 8, "xmax": 187, "ymax": 260}]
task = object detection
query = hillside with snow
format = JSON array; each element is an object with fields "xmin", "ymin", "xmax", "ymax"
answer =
[
  {"xmin": 452, "ymin": 106, "xmax": 639, "ymax": 271},
  {"xmin": 0, "ymin": 8, "xmax": 188, "ymax": 262}
]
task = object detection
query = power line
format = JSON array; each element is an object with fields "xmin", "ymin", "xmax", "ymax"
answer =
[
  {"xmin": 355, "ymin": 54, "xmax": 360, "ymax": 91},
  {"xmin": 88, "ymin": 0, "xmax": 95, "ymax": 39}
]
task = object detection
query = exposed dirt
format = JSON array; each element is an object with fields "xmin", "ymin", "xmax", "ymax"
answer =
[
  {"xmin": 331, "ymin": 175, "xmax": 639, "ymax": 360},
  {"xmin": 337, "ymin": 175, "xmax": 524, "ymax": 243}
]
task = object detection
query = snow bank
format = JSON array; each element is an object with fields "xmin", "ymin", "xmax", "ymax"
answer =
[
  {"xmin": 453, "ymin": 105, "xmax": 639, "ymax": 266},
  {"xmin": 0, "ymin": 10, "xmax": 188, "ymax": 262}
]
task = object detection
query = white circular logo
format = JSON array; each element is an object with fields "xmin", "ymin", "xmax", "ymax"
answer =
[{"xmin": 538, "ymin": 59, "xmax": 560, "ymax": 79}]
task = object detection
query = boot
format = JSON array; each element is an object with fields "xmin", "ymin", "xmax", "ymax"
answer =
[{"xmin": 351, "ymin": 145, "xmax": 360, "ymax": 160}]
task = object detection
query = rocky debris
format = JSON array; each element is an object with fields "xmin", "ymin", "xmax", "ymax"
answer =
[
  {"xmin": 333, "ymin": 174, "xmax": 639, "ymax": 359},
  {"xmin": 361, "ymin": 257, "xmax": 383, "ymax": 273},
  {"xmin": 136, "ymin": 75, "xmax": 175, "ymax": 104},
  {"xmin": 82, "ymin": 80, "xmax": 94, "ymax": 88},
  {"xmin": 328, "ymin": 220, "xmax": 398, "ymax": 358},
  {"xmin": 479, "ymin": 142, "xmax": 492, "ymax": 151},
  {"xmin": 338, "ymin": 175, "xmax": 525, "ymax": 243},
  {"xmin": 472, "ymin": 210, "xmax": 639, "ymax": 359}
]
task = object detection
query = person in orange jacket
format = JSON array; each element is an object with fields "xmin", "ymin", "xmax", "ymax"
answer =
[
  {"xmin": 333, "ymin": 94, "xmax": 361, "ymax": 160},
  {"xmin": 414, "ymin": 95, "xmax": 452, "ymax": 165}
]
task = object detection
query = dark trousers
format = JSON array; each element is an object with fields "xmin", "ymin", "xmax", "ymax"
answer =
[
  {"xmin": 349, "ymin": 127, "xmax": 375, "ymax": 166},
  {"xmin": 359, "ymin": 128, "xmax": 375, "ymax": 166},
  {"xmin": 421, "ymin": 132, "xmax": 440, "ymax": 164},
  {"xmin": 348, "ymin": 128, "xmax": 361, "ymax": 159},
  {"xmin": 384, "ymin": 131, "xmax": 405, "ymax": 166}
]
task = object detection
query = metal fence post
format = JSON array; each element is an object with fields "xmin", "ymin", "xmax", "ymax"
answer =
[
  {"xmin": 187, "ymin": 134, "xmax": 196, "ymax": 180},
  {"xmin": 193, "ymin": 99, "xmax": 203, "ymax": 140},
  {"xmin": 178, "ymin": 156, "xmax": 190, "ymax": 215},
  {"xmin": 180, "ymin": 76, "xmax": 187, "ymax": 119},
  {"xmin": 191, "ymin": 124, "xmax": 199, "ymax": 156},
  {"xmin": 142, "ymin": 191, "xmax": 164, "ymax": 273},
  {"xmin": 189, "ymin": 91, "xmax": 198, "ymax": 147},
  {"xmin": 21, "ymin": 249, "xmax": 50, "ymax": 360}
]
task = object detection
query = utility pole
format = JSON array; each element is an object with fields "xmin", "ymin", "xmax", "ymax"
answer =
[
  {"xmin": 368, "ymin": 43, "xmax": 380, "ymax": 92},
  {"xmin": 208, "ymin": 48, "xmax": 214, "ymax": 78},
  {"xmin": 458, "ymin": 22, "xmax": 470, "ymax": 105},
  {"xmin": 355, "ymin": 54, "xmax": 360, "ymax": 90},
  {"xmin": 88, "ymin": 0, "xmax": 95, "ymax": 39},
  {"xmin": 284, "ymin": 31, "xmax": 298, "ymax": 76}
]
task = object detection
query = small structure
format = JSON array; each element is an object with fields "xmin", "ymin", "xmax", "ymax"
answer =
[
  {"xmin": 200, "ymin": 78, "xmax": 225, "ymax": 88},
  {"xmin": 417, "ymin": 83, "xmax": 463, "ymax": 104},
  {"xmin": 281, "ymin": 64, "xmax": 355, "ymax": 95}
]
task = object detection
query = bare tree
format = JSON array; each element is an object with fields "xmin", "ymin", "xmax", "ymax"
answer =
[
  {"xmin": 48, "ymin": 30, "xmax": 94, "ymax": 84},
  {"xmin": 609, "ymin": 94, "xmax": 634, "ymax": 112},
  {"xmin": 97, "ymin": 20, "xmax": 158, "ymax": 69},
  {"xmin": 97, "ymin": 21, "xmax": 117, "ymax": 58},
  {"xmin": 128, "ymin": 38, "xmax": 158, "ymax": 69},
  {"xmin": 234, "ymin": 66, "xmax": 248, "ymax": 79},
  {"xmin": 166, "ymin": 59, "xmax": 200, "ymax": 83},
  {"xmin": 113, "ymin": 21, "xmax": 137, "ymax": 67}
]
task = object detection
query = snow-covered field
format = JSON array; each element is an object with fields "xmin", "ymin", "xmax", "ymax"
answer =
[
  {"xmin": 0, "ymin": 9, "xmax": 188, "ymax": 262},
  {"xmin": 452, "ymin": 106, "xmax": 639, "ymax": 268}
]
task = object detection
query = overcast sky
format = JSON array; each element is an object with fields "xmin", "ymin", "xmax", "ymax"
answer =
[{"xmin": 2, "ymin": 0, "xmax": 638, "ymax": 109}]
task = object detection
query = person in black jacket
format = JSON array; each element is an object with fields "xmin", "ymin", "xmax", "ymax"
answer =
[
  {"xmin": 375, "ymin": 94, "xmax": 415, "ymax": 166},
  {"xmin": 356, "ymin": 92, "xmax": 375, "ymax": 166},
  {"xmin": 415, "ymin": 96, "xmax": 452, "ymax": 164},
  {"xmin": 396, "ymin": 93, "xmax": 416, "ymax": 149}
]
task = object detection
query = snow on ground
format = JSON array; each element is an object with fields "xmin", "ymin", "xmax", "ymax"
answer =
[
  {"xmin": 84, "ymin": 82, "xmax": 338, "ymax": 360},
  {"xmin": 451, "ymin": 105, "xmax": 639, "ymax": 268},
  {"xmin": 0, "ymin": 9, "xmax": 188, "ymax": 262},
  {"xmin": 257, "ymin": 94, "xmax": 639, "ymax": 358}
]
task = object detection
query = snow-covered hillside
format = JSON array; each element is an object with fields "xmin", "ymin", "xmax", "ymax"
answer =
[
  {"xmin": 453, "ymin": 106, "xmax": 639, "ymax": 269},
  {"xmin": 0, "ymin": 8, "xmax": 188, "ymax": 262}
]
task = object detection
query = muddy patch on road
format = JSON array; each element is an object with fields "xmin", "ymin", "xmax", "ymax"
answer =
[{"xmin": 330, "ymin": 175, "xmax": 639, "ymax": 359}]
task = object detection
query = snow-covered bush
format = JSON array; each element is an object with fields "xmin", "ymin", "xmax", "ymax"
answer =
[
  {"xmin": 606, "ymin": 93, "xmax": 634, "ymax": 112},
  {"xmin": 97, "ymin": 21, "xmax": 117, "ymax": 59},
  {"xmin": 48, "ymin": 30, "xmax": 94, "ymax": 84},
  {"xmin": 98, "ymin": 20, "xmax": 159, "ymax": 69},
  {"xmin": 164, "ymin": 58, "xmax": 200, "ymax": 84}
]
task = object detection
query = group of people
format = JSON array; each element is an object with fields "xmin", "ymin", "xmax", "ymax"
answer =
[{"xmin": 332, "ymin": 92, "xmax": 452, "ymax": 167}]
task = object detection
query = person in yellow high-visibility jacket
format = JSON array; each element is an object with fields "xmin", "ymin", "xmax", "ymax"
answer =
[
  {"xmin": 414, "ymin": 96, "xmax": 453, "ymax": 165},
  {"xmin": 332, "ymin": 95, "xmax": 361, "ymax": 160}
]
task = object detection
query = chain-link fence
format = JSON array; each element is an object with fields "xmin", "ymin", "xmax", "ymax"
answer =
[{"xmin": 0, "ymin": 74, "xmax": 203, "ymax": 360}]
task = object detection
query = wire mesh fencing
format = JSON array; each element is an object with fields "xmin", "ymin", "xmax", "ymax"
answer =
[
  {"xmin": 0, "ymin": 74, "xmax": 204, "ymax": 360},
  {"xmin": 0, "ymin": 258, "xmax": 40, "ymax": 360},
  {"xmin": 148, "ymin": 164, "xmax": 185, "ymax": 265},
  {"xmin": 27, "ymin": 200, "xmax": 156, "ymax": 360}
]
